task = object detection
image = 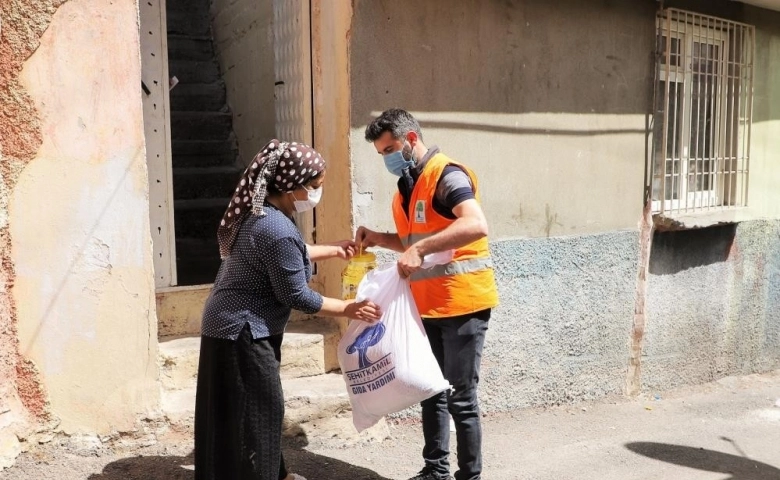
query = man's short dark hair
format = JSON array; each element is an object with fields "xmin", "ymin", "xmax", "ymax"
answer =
[{"xmin": 364, "ymin": 108, "xmax": 423, "ymax": 143}]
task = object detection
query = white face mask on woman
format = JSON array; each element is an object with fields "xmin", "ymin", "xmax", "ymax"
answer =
[{"xmin": 291, "ymin": 185, "xmax": 322, "ymax": 213}]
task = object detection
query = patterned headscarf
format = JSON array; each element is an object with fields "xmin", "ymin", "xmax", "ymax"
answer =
[{"xmin": 217, "ymin": 139, "xmax": 326, "ymax": 259}]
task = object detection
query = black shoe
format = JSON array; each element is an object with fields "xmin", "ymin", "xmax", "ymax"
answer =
[{"xmin": 407, "ymin": 466, "xmax": 453, "ymax": 480}]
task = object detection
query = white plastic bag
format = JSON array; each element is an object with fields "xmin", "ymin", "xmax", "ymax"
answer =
[{"xmin": 338, "ymin": 253, "xmax": 452, "ymax": 432}]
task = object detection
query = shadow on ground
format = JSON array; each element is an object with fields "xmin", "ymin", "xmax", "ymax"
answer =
[
  {"xmin": 87, "ymin": 439, "xmax": 391, "ymax": 480},
  {"xmin": 626, "ymin": 442, "xmax": 780, "ymax": 480}
]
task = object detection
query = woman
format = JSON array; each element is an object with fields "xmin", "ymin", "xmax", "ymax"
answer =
[{"xmin": 194, "ymin": 140, "xmax": 381, "ymax": 480}]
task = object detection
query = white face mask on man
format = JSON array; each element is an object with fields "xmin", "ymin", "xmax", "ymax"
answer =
[{"xmin": 291, "ymin": 185, "xmax": 322, "ymax": 213}]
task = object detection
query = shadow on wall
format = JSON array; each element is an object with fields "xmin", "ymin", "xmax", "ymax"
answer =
[
  {"xmin": 350, "ymin": 0, "xmax": 780, "ymax": 126},
  {"xmin": 86, "ymin": 440, "xmax": 391, "ymax": 480},
  {"xmin": 649, "ymin": 224, "xmax": 737, "ymax": 275},
  {"xmin": 349, "ymin": 0, "xmax": 658, "ymax": 125},
  {"xmin": 626, "ymin": 441, "xmax": 780, "ymax": 480}
]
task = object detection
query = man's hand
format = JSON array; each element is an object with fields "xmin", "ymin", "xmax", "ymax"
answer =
[
  {"xmin": 355, "ymin": 226, "xmax": 380, "ymax": 250},
  {"xmin": 355, "ymin": 226, "xmax": 406, "ymax": 253},
  {"xmin": 397, "ymin": 244, "xmax": 424, "ymax": 278},
  {"xmin": 344, "ymin": 299, "xmax": 382, "ymax": 323}
]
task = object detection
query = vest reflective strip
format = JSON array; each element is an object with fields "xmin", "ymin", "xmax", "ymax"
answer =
[
  {"xmin": 410, "ymin": 257, "xmax": 494, "ymax": 282},
  {"xmin": 400, "ymin": 231, "xmax": 443, "ymax": 248}
]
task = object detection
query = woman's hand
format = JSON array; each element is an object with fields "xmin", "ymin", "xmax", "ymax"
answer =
[
  {"xmin": 344, "ymin": 299, "xmax": 382, "ymax": 323},
  {"xmin": 330, "ymin": 240, "xmax": 356, "ymax": 260},
  {"xmin": 307, "ymin": 241, "xmax": 356, "ymax": 261}
]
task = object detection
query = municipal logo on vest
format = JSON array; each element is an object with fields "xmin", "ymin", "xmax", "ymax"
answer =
[{"xmin": 414, "ymin": 200, "xmax": 426, "ymax": 223}]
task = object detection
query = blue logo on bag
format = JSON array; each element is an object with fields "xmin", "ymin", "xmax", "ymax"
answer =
[
  {"xmin": 344, "ymin": 322, "xmax": 394, "ymax": 395},
  {"xmin": 346, "ymin": 323, "xmax": 386, "ymax": 369}
]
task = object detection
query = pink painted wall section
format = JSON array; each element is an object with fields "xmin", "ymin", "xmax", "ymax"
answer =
[{"xmin": 7, "ymin": 0, "xmax": 159, "ymax": 440}]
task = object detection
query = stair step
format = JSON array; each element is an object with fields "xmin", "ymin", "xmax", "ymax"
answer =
[
  {"xmin": 159, "ymin": 336, "xmax": 201, "ymax": 391},
  {"xmin": 173, "ymin": 153, "xmax": 237, "ymax": 169},
  {"xmin": 168, "ymin": 60, "xmax": 222, "ymax": 86},
  {"xmin": 286, "ymin": 319, "xmax": 342, "ymax": 374},
  {"xmin": 168, "ymin": 34, "xmax": 215, "ymax": 62},
  {"xmin": 166, "ymin": 1, "xmax": 210, "ymax": 37},
  {"xmin": 173, "ymin": 198, "xmax": 227, "ymax": 239},
  {"xmin": 173, "ymin": 166, "xmax": 242, "ymax": 201},
  {"xmin": 160, "ymin": 374, "xmax": 388, "ymax": 445},
  {"xmin": 170, "ymin": 82, "xmax": 226, "ymax": 112},
  {"xmin": 175, "ymin": 237, "xmax": 219, "ymax": 257},
  {"xmin": 167, "ymin": 11, "xmax": 210, "ymax": 37},
  {"xmin": 175, "ymin": 252, "xmax": 220, "ymax": 287},
  {"xmin": 158, "ymin": 323, "xmax": 338, "ymax": 390},
  {"xmin": 172, "ymin": 139, "xmax": 237, "ymax": 157},
  {"xmin": 157, "ymin": 285, "xmax": 212, "ymax": 338},
  {"xmin": 175, "ymin": 236, "xmax": 220, "ymax": 286},
  {"xmin": 171, "ymin": 111, "xmax": 233, "ymax": 141},
  {"xmin": 156, "ymin": 283, "xmax": 327, "ymax": 338},
  {"xmin": 282, "ymin": 373, "xmax": 351, "ymax": 426}
]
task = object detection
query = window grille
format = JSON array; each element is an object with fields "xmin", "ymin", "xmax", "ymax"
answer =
[{"xmin": 652, "ymin": 9, "xmax": 754, "ymax": 215}]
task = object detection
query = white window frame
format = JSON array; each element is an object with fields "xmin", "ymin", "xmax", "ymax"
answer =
[{"xmin": 652, "ymin": 9, "xmax": 755, "ymax": 216}]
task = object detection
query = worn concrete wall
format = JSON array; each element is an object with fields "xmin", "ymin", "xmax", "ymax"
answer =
[
  {"xmin": 350, "ymin": 0, "xmax": 655, "ymax": 239},
  {"xmin": 482, "ymin": 232, "xmax": 639, "ymax": 409},
  {"xmin": 9, "ymin": 0, "xmax": 159, "ymax": 435},
  {"xmin": 211, "ymin": 0, "xmax": 276, "ymax": 165},
  {"xmin": 643, "ymin": 220, "xmax": 780, "ymax": 390}
]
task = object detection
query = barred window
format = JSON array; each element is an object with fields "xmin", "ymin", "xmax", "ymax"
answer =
[{"xmin": 652, "ymin": 9, "xmax": 755, "ymax": 215}]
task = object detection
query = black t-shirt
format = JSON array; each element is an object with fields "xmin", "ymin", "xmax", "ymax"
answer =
[{"xmin": 398, "ymin": 147, "xmax": 476, "ymax": 220}]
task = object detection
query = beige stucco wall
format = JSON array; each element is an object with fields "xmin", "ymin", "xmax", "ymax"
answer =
[
  {"xmin": 211, "ymin": 0, "xmax": 276, "ymax": 165},
  {"xmin": 11, "ymin": 0, "xmax": 159, "ymax": 434},
  {"xmin": 349, "ymin": 0, "xmax": 780, "ymax": 237},
  {"xmin": 745, "ymin": 7, "xmax": 780, "ymax": 218},
  {"xmin": 349, "ymin": 0, "xmax": 655, "ymax": 239}
]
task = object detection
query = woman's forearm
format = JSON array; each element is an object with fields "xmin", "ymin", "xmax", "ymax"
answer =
[
  {"xmin": 317, "ymin": 296, "xmax": 348, "ymax": 317},
  {"xmin": 306, "ymin": 244, "xmax": 339, "ymax": 261}
]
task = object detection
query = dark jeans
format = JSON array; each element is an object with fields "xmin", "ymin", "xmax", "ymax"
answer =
[{"xmin": 421, "ymin": 309, "xmax": 490, "ymax": 480}]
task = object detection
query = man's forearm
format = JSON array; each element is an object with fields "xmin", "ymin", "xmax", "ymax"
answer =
[
  {"xmin": 413, "ymin": 216, "xmax": 488, "ymax": 257},
  {"xmin": 377, "ymin": 232, "xmax": 405, "ymax": 253}
]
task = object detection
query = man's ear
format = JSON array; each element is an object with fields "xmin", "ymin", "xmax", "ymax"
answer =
[{"xmin": 406, "ymin": 131, "xmax": 419, "ymax": 146}]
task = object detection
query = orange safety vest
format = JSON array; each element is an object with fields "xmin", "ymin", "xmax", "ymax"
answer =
[{"xmin": 392, "ymin": 153, "xmax": 499, "ymax": 318}]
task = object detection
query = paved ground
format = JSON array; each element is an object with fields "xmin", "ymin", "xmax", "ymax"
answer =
[{"xmin": 2, "ymin": 371, "xmax": 780, "ymax": 480}]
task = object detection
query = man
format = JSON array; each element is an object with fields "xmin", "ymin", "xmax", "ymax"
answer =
[{"xmin": 356, "ymin": 109, "xmax": 498, "ymax": 480}]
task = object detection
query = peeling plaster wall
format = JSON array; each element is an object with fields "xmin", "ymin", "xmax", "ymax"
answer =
[
  {"xmin": 7, "ymin": 0, "xmax": 159, "ymax": 436},
  {"xmin": 0, "ymin": 0, "xmax": 68, "ymax": 466}
]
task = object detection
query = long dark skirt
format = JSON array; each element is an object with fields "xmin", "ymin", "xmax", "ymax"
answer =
[{"xmin": 194, "ymin": 324, "xmax": 288, "ymax": 480}]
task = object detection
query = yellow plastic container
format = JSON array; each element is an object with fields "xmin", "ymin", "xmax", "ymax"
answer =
[{"xmin": 341, "ymin": 251, "xmax": 377, "ymax": 300}]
